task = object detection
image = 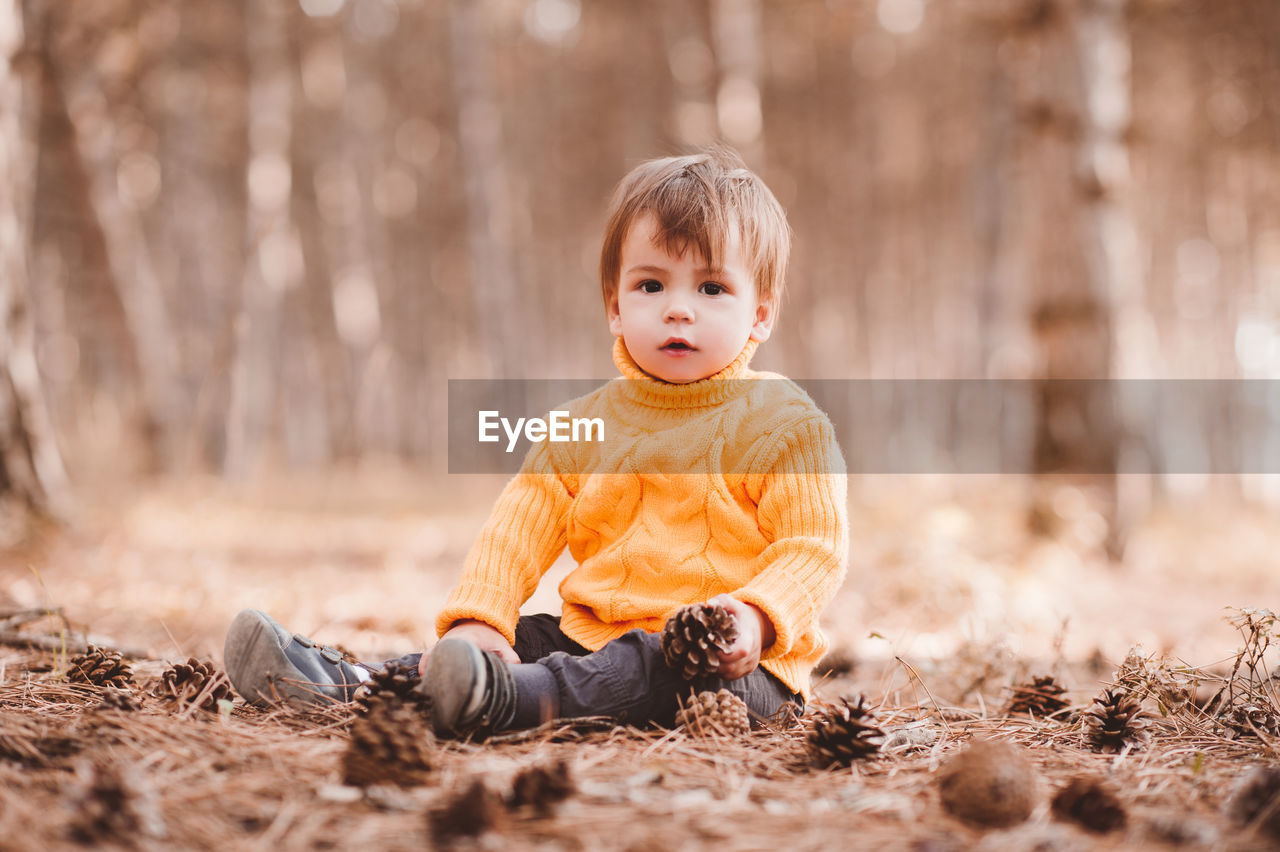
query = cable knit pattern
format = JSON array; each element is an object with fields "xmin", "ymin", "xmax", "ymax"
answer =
[{"xmin": 436, "ymin": 338, "xmax": 849, "ymax": 697}]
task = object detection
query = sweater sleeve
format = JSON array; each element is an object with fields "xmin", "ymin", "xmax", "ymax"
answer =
[
  {"xmin": 434, "ymin": 439, "xmax": 573, "ymax": 644},
  {"xmin": 733, "ymin": 415, "xmax": 849, "ymax": 661}
]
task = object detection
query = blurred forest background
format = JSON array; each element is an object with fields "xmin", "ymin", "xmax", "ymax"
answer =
[
  {"xmin": 2, "ymin": 0, "xmax": 1280, "ymax": 525},
  {"xmin": 0, "ymin": 0, "xmax": 1276, "ymax": 681}
]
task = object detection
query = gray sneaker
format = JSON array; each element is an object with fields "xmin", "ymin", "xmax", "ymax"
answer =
[
  {"xmin": 223, "ymin": 609, "xmax": 370, "ymax": 707},
  {"xmin": 422, "ymin": 639, "xmax": 515, "ymax": 736}
]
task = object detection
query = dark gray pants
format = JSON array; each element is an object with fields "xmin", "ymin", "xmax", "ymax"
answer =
[{"xmin": 397, "ymin": 613, "xmax": 800, "ymax": 729}]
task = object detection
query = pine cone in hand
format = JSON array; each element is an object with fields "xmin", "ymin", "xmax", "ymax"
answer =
[
  {"xmin": 66, "ymin": 645, "xmax": 136, "ymax": 691},
  {"xmin": 1083, "ymin": 689, "xmax": 1150, "ymax": 753},
  {"xmin": 154, "ymin": 658, "xmax": 233, "ymax": 713},
  {"xmin": 806, "ymin": 695, "xmax": 885, "ymax": 767},
  {"xmin": 1005, "ymin": 675, "xmax": 1069, "ymax": 719},
  {"xmin": 509, "ymin": 759, "xmax": 574, "ymax": 815},
  {"xmin": 676, "ymin": 689, "xmax": 751, "ymax": 738},
  {"xmin": 660, "ymin": 603, "xmax": 738, "ymax": 680},
  {"xmin": 353, "ymin": 661, "xmax": 431, "ymax": 717},
  {"xmin": 341, "ymin": 704, "xmax": 434, "ymax": 788}
]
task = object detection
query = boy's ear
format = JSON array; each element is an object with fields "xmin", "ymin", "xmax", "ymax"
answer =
[
  {"xmin": 749, "ymin": 297, "xmax": 776, "ymax": 343},
  {"xmin": 607, "ymin": 295, "xmax": 623, "ymax": 337}
]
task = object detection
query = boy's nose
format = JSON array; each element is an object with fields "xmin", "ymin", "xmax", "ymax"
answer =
[{"xmin": 663, "ymin": 299, "xmax": 693, "ymax": 322}]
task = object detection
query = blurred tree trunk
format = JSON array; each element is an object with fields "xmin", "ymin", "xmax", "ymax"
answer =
[
  {"xmin": 35, "ymin": 0, "xmax": 168, "ymax": 473},
  {"xmin": 1074, "ymin": 0, "xmax": 1150, "ymax": 550},
  {"xmin": 449, "ymin": 0, "xmax": 521, "ymax": 378},
  {"xmin": 992, "ymin": 0, "xmax": 1125, "ymax": 554},
  {"xmin": 1, "ymin": 0, "xmax": 68, "ymax": 515},
  {"xmin": 284, "ymin": 7, "xmax": 357, "ymax": 464},
  {"xmin": 711, "ymin": 0, "xmax": 764, "ymax": 166},
  {"xmin": 224, "ymin": 0, "xmax": 290, "ymax": 478}
]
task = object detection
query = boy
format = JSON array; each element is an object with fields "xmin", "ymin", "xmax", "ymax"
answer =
[{"xmin": 224, "ymin": 147, "xmax": 848, "ymax": 736}]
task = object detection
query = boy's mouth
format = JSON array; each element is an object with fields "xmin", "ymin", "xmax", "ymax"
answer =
[{"xmin": 661, "ymin": 338, "xmax": 695, "ymax": 352}]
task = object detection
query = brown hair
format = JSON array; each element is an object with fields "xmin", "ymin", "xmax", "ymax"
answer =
[{"xmin": 598, "ymin": 146, "xmax": 791, "ymax": 312}]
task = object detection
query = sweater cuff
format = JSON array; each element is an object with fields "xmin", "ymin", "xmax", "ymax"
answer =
[
  {"xmin": 434, "ymin": 581, "xmax": 521, "ymax": 645},
  {"xmin": 733, "ymin": 572, "xmax": 817, "ymax": 662}
]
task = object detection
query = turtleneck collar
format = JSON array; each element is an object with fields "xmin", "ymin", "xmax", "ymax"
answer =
[{"xmin": 611, "ymin": 336, "xmax": 760, "ymax": 409}]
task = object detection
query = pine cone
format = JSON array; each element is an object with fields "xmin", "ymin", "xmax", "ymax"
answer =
[
  {"xmin": 1006, "ymin": 675, "xmax": 1069, "ymax": 718},
  {"xmin": 353, "ymin": 661, "xmax": 431, "ymax": 718},
  {"xmin": 67, "ymin": 763, "xmax": 141, "ymax": 844},
  {"xmin": 660, "ymin": 603, "xmax": 738, "ymax": 680},
  {"xmin": 509, "ymin": 759, "xmax": 574, "ymax": 815},
  {"xmin": 938, "ymin": 740, "xmax": 1038, "ymax": 828},
  {"xmin": 341, "ymin": 704, "xmax": 434, "ymax": 788},
  {"xmin": 427, "ymin": 779, "xmax": 506, "ymax": 842},
  {"xmin": 1083, "ymin": 689, "xmax": 1150, "ymax": 753},
  {"xmin": 815, "ymin": 646, "xmax": 856, "ymax": 677},
  {"xmin": 154, "ymin": 658, "xmax": 233, "ymax": 713},
  {"xmin": 1051, "ymin": 776, "xmax": 1127, "ymax": 833},
  {"xmin": 1222, "ymin": 704, "xmax": 1280, "ymax": 740},
  {"xmin": 1227, "ymin": 765, "xmax": 1280, "ymax": 842},
  {"xmin": 675, "ymin": 689, "xmax": 751, "ymax": 738},
  {"xmin": 65, "ymin": 645, "xmax": 135, "ymax": 691},
  {"xmin": 806, "ymin": 695, "xmax": 885, "ymax": 767},
  {"xmin": 96, "ymin": 688, "xmax": 141, "ymax": 713}
]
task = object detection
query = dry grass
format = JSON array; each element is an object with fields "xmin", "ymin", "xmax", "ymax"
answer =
[
  {"xmin": 2, "ymin": 480, "xmax": 1280, "ymax": 849},
  {"xmin": 0, "ymin": 632, "xmax": 1277, "ymax": 851}
]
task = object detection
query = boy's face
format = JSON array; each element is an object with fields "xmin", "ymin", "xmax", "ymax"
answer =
[{"xmin": 607, "ymin": 212, "xmax": 774, "ymax": 384}]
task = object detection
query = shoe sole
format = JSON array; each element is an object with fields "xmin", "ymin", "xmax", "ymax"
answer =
[
  {"xmin": 223, "ymin": 609, "xmax": 337, "ymax": 708},
  {"xmin": 424, "ymin": 639, "xmax": 487, "ymax": 734}
]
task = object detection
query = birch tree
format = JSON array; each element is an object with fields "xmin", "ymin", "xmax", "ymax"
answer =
[{"xmin": 0, "ymin": 0, "xmax": 68, "ymax": 516}]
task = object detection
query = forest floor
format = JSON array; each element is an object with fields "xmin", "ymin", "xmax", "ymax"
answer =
[{"xmin": 1, "ymin": 471, "xmax": 1278, "ymax": 850}]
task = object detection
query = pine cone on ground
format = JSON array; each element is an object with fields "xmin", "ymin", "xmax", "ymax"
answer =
[
  {"xmin": 353, "ymin": 661, "xmax": 431, "ymax": 718},
  {"xmin": 509, "ymin": 759, "xmax": 574, "ymax": 815},
  {"xmin": 1083, "ymin": 689, "xmax": 1150, "ymax": 753},
  {"xmin": 154, "ymin": 658, "xmax": 233, "ymax": 713},
  {"xmin": 341, "ymin": 704, "xmax": 434, "ymax": 788},
  {"xmin": 938, "ymin": 740, "xmax": 1039, "ymax": 828},
  {"xmin": 806, "ymin": 695, "xmax": 885, "ymax": 767},
  {"xmin": 675, "ymin": 689, "xmax": 751, "ymax": 738},
  {"xmin": 1051, "ymin": 776, "xmax": 1127, "ymax": 833},
  {"xmin": 1006, "ymin": 675, "xmax": 1069, "ymax": 718},
  {"xmin": 660, "ymin": 603, "xmax": 738, "ymax": 680},
  {"xmin": 427, "ymin": 779, "xmax": 506, "ymax": 842},
  {"xmin": 1222, "ymin": 704, "xmax": 1280, "ymax": 740},
  {"xmin": 1227, "ymin": 765, "xmax": 1280, "ymax": 842},
  {"xmin": 67, "ymin": 763, "xmax": 141, "ymax": 844},
  {"xmin": 814, "ymin": 646, "xmax": 856, "ymax": 678},
  {"xmin": 65, "ymin": 645, "xmax": 135, "ymax": 691},
  {"xmin": 96, "ymin": 688, "xmax": 141, "ymax": 713}
]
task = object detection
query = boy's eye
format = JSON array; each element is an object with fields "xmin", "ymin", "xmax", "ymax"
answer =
[
  {"xmin": 639, "ymin": 280, "xmax": 662, "ymax": 293},
  {"xmin": 700, "ymin": 282, "xmax": 725, "ymax": 296}
]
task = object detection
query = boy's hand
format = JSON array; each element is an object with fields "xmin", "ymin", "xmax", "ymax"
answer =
[
  {"xmin": 708, "ymin": 594, "xmax": 777, "ymax": 681},
  {"xmin": 419, "ymin": 619, "xmax": 519, "ymax": 676}
]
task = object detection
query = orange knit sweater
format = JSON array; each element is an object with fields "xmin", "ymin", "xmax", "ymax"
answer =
[{"xmin": 436, "ymin": 337, "xmax": 849, "ymax": 696}]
